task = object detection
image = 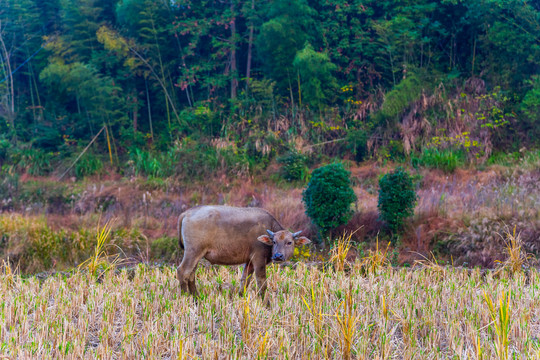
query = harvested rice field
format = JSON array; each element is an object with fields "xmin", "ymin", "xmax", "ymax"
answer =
[{"xmin": 1, "ymin": 263, "xmax": 539, "ymax": 359}]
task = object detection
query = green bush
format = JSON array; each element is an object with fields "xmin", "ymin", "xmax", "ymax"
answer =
[
  {"xmin": 172, "ymin": 139, "xmax": 218, "ymax": 179},
  {"xmin": 378, "ymin": 167, "xmax": 417, "ymax": 233},
  {"xmin": 13, "ymin": 148, "xmax": 53, "ymax": 176},
  {"xmin": 0, "ymin": 137, "xmax": 10, "ymax": 165},
  {"xmin": 302, "ymin": 163, "xmax": 357, "ymax": 239},
  {"xmin": 412, "ymin": 148, "xmax": 464, "ymax": 173},
  {"xmin": 345, "ymin": 129, "xmax": 368, "ymax": 162},
  {"xmin": 131, "ymin": 149, "xmax": 165, "ymax": 178},
  {"xmin": 278, "ymin": 151, "xmax": 308, "ymax": 182},
  {"xmin": 75, "ymin": 153, "xmax": 104, "ymax": 178}
]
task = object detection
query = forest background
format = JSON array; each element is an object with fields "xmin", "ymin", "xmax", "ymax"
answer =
[{"xmin": 1, "ymin": 0, "xmax": 540, "ymax": 272}]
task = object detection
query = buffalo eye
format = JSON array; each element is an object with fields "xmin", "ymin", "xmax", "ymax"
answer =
[{"xmin": 287, "ymin": 241, "xmax": 293, "ymax": 245}]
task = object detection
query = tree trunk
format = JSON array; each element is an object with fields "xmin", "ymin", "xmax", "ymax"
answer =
[
  {"xmin": 0, "ymin": 22, "xmax": 15, "ymax": 128},
  {"xmin": 132, "ymin": 93, "xmax": 138, "ymax": 133},
  {"xmin": 145, "ymin": 77, "xmax": 154, "ymax": 141},
  {"xmin": 128, "ymin": 45, "xmax": 180, "ymax": 125},
  {"xmin": 230, "ymin": 0, "xmax": 238, "ymax": 99},
  {"xmin": 245, "ymin": 0, "xmax": 254, "ymax": 92}
]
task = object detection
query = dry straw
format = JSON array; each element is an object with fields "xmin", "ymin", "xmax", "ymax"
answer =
[{"xmin": 1, "ymin": 249, "xmax": 539, "ymax": 358}]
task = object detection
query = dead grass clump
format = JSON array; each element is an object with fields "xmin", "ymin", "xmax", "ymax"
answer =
[
  {"xmin": 445, "ymin": 217, "xmax": 540, "ymax": 268},
  {"xmin": 494, "ymin": 227, "xmax": 535, "ymax": 276},
  {"xmin": 333, "ymin": 284, "xmax": 359, "ymax": 360},
  {"xmin": 414, "ymin": 252, "xmax": 447, "ymax": 278},
  {"xmin": 358, "ymin": 237, "xmax": 392, "ymax": 275},
  {"xmin": 78, "ymin": 220, "xmax": 123, "ymax": 280},
  {"xmin": 329, "ymin": 231, "xmax": 355, "ymax": 272}
]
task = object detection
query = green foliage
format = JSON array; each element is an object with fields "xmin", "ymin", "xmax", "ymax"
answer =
[
  {"xmin": 379, "ymin": 140, "xmax": 405, "ymax": 162},
  {"xmin": 486, "ymin": 151, "xmax": 522, "ymax": 167},
  {"xmin": 345, "ymin": 129, "xmax": 368, "ymax": 163},
  {"xmin": 11, "ymin": 148, "xmax": 53, "ymax": 176},
  {"xmin": 278, "ymin": 151, "xmax": 308, "ymax": 182},
  {"xmin": 130, "ymin": 149, "xmax": 166, "ymax": 178},
  {"xmin": 179, "ymin": 105, "xmax": 221, "ymax": 138},
  {"xmin": 39, "ymin": 62, "xmax": 124, "ymax": 135},
  {"xmin": 521, "ymin": 76, "xmax": 540, "ymax": 123},
  {"xmin": 75, "ymin": 153, "xmax": 104, "ymax": 179},
  {"xmin": 256, "ymin": 0, "xmax": 315, "ymax": 92},
  {"xmin": 302, "ymin": 163, "xmax": 357, "ymax": 238},
  {"xmin": 520, "ymin": 76, "xmax": 540, "ymax": 144},
  {"xmin": 293, "ymin": 43, "xmax": 337, "ymax": 108},
  {"xmin": 128, "ymin": 139, "xmax": 255, "ymax": 180},
  {"xmin": 412, "ymin": 148, "xmax": 465, "ymax": 173},
  {"xmin": 376, "ymin": 74, "xmax": 424, "ymax": 124},
  {"xmin": 378, "ymin": 167, "xmax": 417, "ymax": 233},
  {"xmin": 1, "ymin": 0, "xmax": 540, "ymax": 171},
  {"xmin": 0, "ymin": 137, "xmax": 11, "ymax": 165}
]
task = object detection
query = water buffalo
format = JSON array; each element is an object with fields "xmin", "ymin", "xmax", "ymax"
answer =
[{"xmin": 176, "ymin": 205, "xmax": 311, "ymax": 300}]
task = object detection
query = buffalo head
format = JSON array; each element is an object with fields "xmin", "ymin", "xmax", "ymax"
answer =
[{"xmin": 257, "ymin": 229, "xmax": 311, "ymax": 262}]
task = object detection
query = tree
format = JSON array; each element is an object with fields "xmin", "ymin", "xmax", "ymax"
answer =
[
  {"xmin": 256, "ymin": 0, "xmax": 315, "ymax": 97},
  {"xmin": 293, "ymin": 43, "xmax": 337, "ymax": 109},
  {"xmin": 0, "ymin": 0, "xmax": 42, "ymax": 135},
  {"xmin": 377, "ymin": 167, "xmax": 417, "ymax": 235},
  {"xmin": 39, "ymin": 61, "xmax": 125, "ymax": 138},
  {"xmin": 302, "ymin": 163, "xmax": 357, "ymax": 242}
]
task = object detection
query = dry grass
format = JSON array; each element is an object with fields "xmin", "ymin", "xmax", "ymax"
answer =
[
  {"xmin": 1, "ymin": 264, "xmax": 539, "ymax": 358},
  {"xmin": 3, "ymin": 163, "xmax": 540, "ymax": 270},
  {"xmin": 329, "ymin": 231, "xmax": 355, "ymax": 272},
  {"xmin": 359, "ymin": 236, "xmax": 392, "ymax": 276},
  {"xmin": 494, "ymin": 226, "xmax": 534, "ymax": 276},
  {"xmin": 78, "ymin": 220, "xmax": 123, "ymax": 280}
]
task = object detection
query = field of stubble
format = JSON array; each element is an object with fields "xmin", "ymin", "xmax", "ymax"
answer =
[{"xmin": 1, "ymin": 262, "xmax": 539, "ymax": 359}]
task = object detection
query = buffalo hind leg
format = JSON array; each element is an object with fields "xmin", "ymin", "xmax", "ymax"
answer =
[
  {"xmin": 187, "ymin": 263, "xmax": 199, "ymax": 296},
  {"xmin": 239, "ymin": 262, "xmax": 254, "ymax": 296},
  {"xmin": 177, "ymin": 250, "xmax": 204, "ymax": 296}
]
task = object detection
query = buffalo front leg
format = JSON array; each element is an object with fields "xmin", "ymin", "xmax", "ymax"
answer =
[
  {"xmin": 254, "ymin": 264, "xmax": 269, "ymax": 306},
  {"xmin": 239, "ymin": 262, "xmax": 254, "ymax": 296}
]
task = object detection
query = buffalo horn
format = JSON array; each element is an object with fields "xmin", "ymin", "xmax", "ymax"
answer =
[
  {"xmin": 266, "ymin": 229, "xmax": 275, "ymax": 238},
  {"xmin": 292, "ymin": 231, "xmax": 302, "ymax": 238}
]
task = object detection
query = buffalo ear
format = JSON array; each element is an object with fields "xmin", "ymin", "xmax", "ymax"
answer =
[
  {"xmin": 257, "ymin": 235, "xmax": 273, "ymax": 246},
  {"xmin": 295, "ymin": 236, "xmax": 311, "ymax": 246}
]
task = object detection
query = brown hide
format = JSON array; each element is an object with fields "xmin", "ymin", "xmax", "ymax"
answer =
[
  {"xmin": 179, "ymin": 205, "xmax": 283, "ymax": 265},
  {"xmin": 176, "ymin": 205, "xmax": 310, "ymax": 302}
]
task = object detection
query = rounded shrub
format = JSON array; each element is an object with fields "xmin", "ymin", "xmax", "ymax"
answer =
[
  {"xmin": 377, "ymin": 167, "xmax": 417, "ymax": 233},
  {"xmin": 302, "ymin": 163, "xmax": 357, "ymax": 239},
  {"xmin": 278, "ymin": 151, "xmax": 308, "ymax": 182}
]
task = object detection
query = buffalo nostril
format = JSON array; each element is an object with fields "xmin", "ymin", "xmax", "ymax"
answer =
[{"xmin": 273, "ymin": 253, "xmax": 284, "ymax": 261}]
